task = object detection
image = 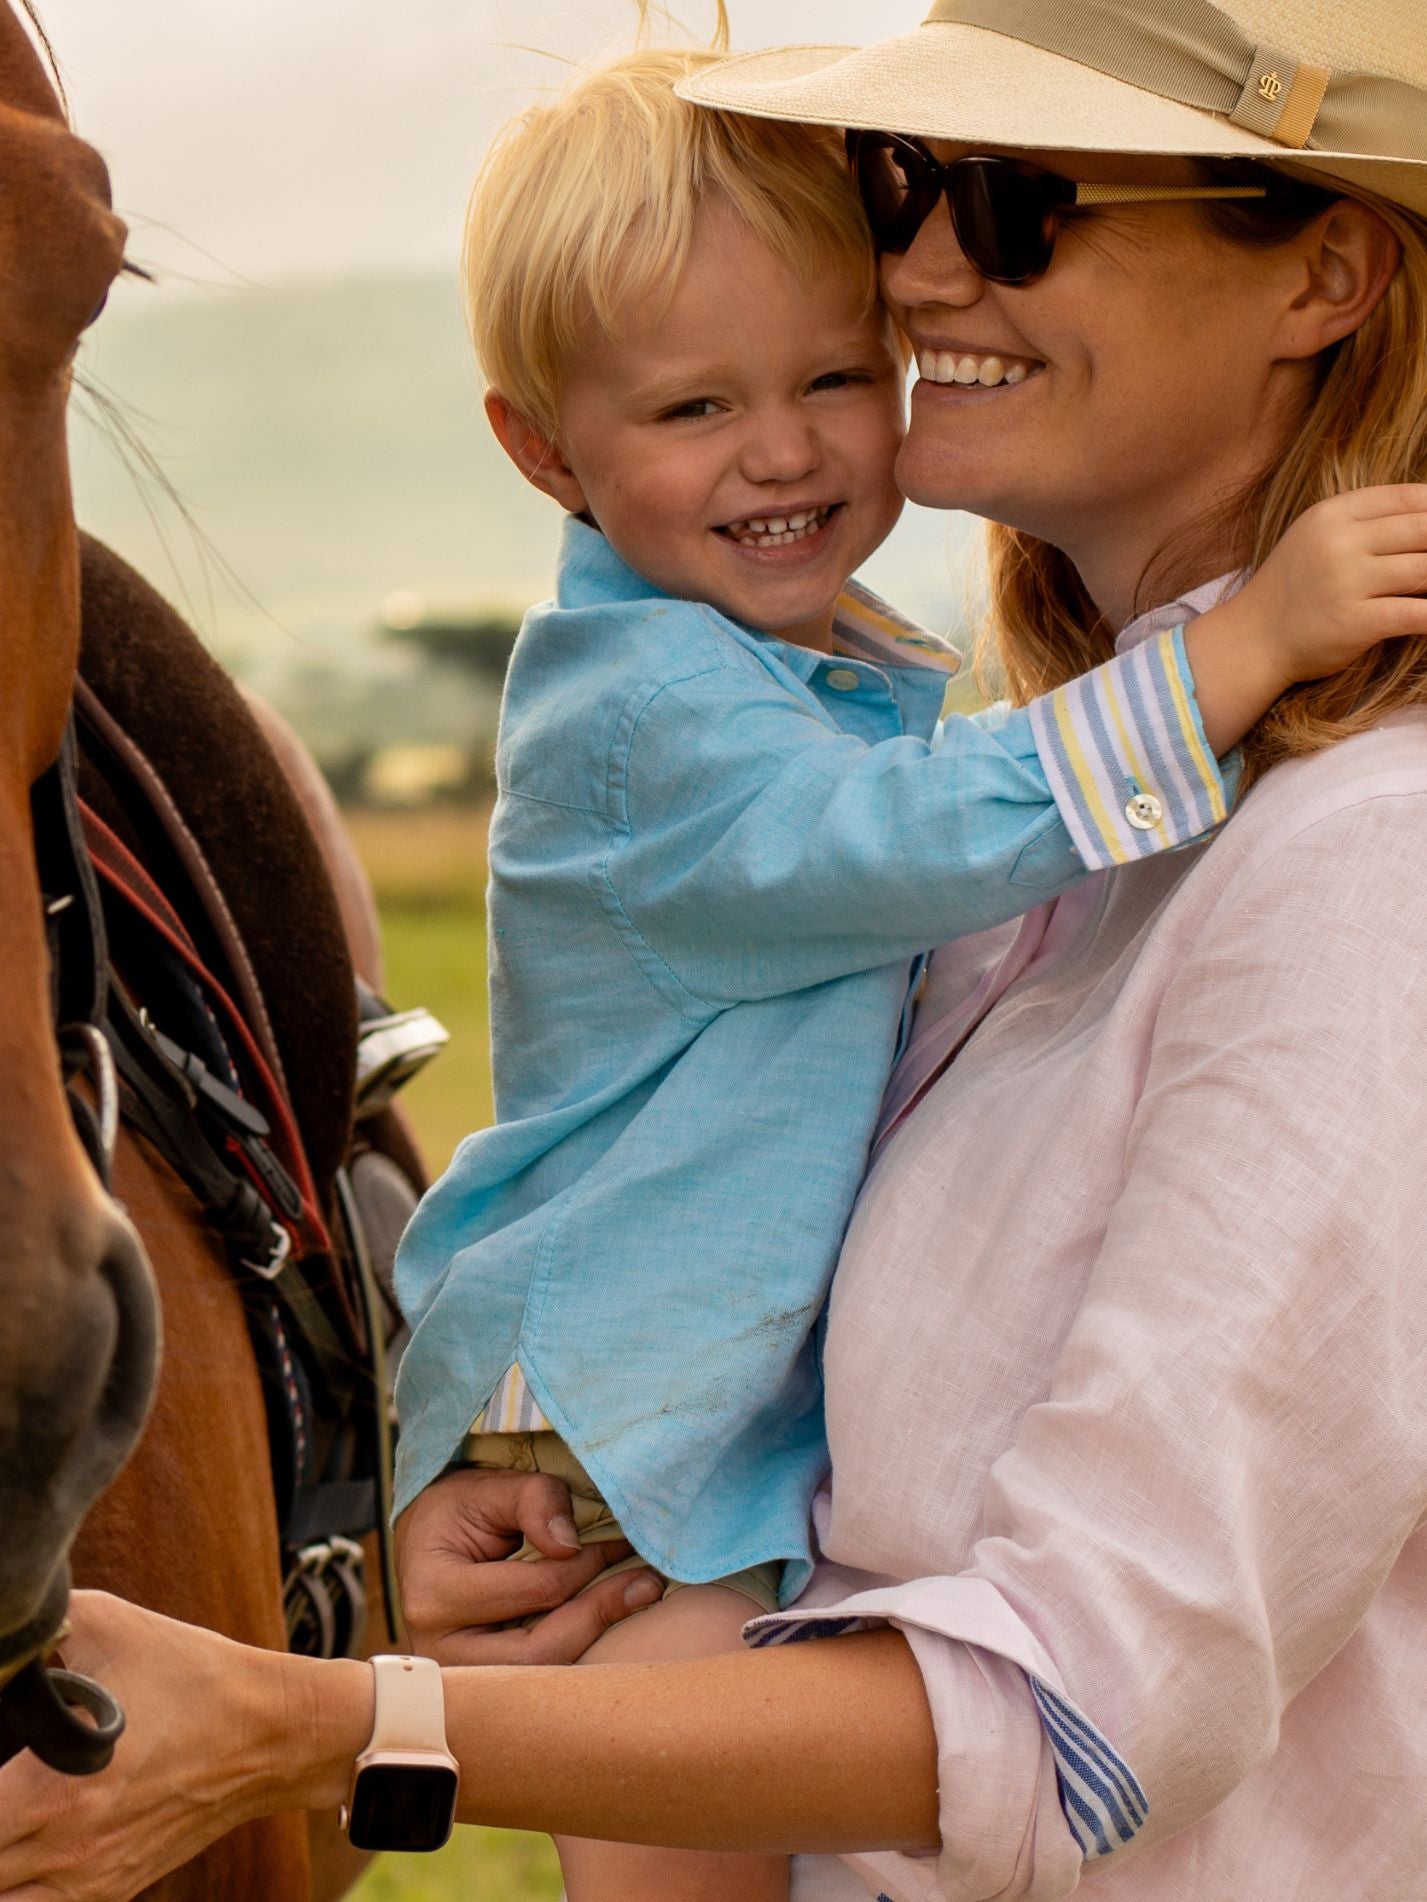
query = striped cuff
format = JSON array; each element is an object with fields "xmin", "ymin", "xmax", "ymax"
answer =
[
  {"xmin": 1028, "ymin": 627, "xmax": 1231, "ymax": 871},
  {"xmin": 745, "ymin": 1609, "xmax": 1150, "ymax": 1868}
]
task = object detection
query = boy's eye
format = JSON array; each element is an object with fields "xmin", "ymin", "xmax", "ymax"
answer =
[
  {"xmin": 659, "ymin": 397, "xmax": 722, "ymax": 421},
  {"xmin": 808, "ymin": 369, "xmax": 872, "ymax": 393}
]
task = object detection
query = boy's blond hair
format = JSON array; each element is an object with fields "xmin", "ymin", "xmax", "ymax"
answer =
[{"xmin": 463, "ymin": 46, "xmax": 876, "ymax": 441}]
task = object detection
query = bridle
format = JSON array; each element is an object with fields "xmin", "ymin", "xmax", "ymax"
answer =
[{"xmin": 0, "ymin": 721, "xmax": 133, "ymax": 1776}]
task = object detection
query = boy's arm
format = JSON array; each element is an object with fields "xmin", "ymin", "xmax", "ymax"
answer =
[
  {"xmin": 615, "ymin": 466, "xmax": 1427, "ymax": 1011},
  {"xmin": 607, "ymin": 630, "xmax": 1226, "ymax": 1008}
]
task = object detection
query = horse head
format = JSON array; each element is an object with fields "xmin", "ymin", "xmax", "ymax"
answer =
[{"xmin": 0, "ymin": 2, "xmax": 159, "ymax": 1688}]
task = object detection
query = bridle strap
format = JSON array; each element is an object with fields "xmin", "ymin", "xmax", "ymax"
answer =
[{"xmin": 32, "ymin": 722, "xmax": 107, "ymax": 1034}]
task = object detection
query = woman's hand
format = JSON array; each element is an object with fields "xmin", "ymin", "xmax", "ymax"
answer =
[
  {"xmin": 0, "ymin": 1593, "xmax": 363, "ymax": 1902},
  {"xmin": 396, "ymin": 1467, "xmax": 661, "ymax": 1664}
]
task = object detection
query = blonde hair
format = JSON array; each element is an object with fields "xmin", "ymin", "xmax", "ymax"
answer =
[
  {"xmin": 463, "ymin": 45, "xmax": 876, "ymax": 442},
  {"xmin": 984, "ymin": 187, "xmax": 1427, "ymax": 782}
]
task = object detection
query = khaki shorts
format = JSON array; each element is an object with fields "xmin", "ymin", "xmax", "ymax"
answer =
[{"xmin": 462, "ymin": 1428, "xmax": 782, "ymax": 1615}]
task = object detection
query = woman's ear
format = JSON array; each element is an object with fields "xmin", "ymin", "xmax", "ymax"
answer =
[
  {"xmin": 484, "ymin": 389, "xmax": 590, "ymax": 514},
  {"xmin": 1278, "ymin": 200, "xmax": 1401, "ymax": 358}
]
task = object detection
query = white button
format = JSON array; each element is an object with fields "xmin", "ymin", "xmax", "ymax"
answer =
[
  {"xmin": 825, "ymin": 668, "xmax": 861, "ymax": 692},
  {"xmin": 1126, "ymin": 792, "xmax": 1163, "ymax": 831}
]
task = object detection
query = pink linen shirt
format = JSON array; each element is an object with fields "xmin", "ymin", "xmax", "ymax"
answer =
[{"xmin": 758, "ymin": 607, "xmax": 1427, "ymax": 1897}]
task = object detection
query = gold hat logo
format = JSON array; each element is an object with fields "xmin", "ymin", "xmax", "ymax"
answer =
[{"xmin": 1257, "ymin": 70, "xmax": 1283, "ymax": 101}]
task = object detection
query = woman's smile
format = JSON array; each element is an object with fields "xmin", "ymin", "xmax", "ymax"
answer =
[{"xmin": 912, "ymin": 344, "xmax": 1043, "ymax": 390}]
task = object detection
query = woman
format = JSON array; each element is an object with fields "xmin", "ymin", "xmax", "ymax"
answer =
[{"xmin": 5, "ymin": 0, "xmax": 1427, "ymax": 1896}]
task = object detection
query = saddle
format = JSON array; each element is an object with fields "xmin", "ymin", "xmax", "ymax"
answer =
[{"xmin": 72, "ymin": 535, "xmax": 432, "ymax": 1659}]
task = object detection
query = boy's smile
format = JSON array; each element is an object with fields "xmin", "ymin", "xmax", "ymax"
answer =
[{"xmin": 493, "ymin": 201, "xmax": 907, "ymax": 654}]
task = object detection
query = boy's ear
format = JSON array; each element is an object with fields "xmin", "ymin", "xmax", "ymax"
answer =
[{"xmin": 485, "ymin": 390, "xmax": 590, "ymax": 515}]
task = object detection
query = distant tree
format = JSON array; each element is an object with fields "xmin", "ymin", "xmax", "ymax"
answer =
[{"xmin": 382, "ymin": 610, "xmax": 522, "ymax": 690}]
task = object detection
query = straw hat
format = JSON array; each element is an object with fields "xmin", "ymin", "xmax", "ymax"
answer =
[{"xmin": 676, "ymin": 0, "xmax": 1427, "ymax": 216}]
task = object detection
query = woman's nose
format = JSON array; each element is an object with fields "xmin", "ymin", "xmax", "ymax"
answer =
[{"xmin": 880, "ymin": 202, "xmax": 988, "ymax": 315}]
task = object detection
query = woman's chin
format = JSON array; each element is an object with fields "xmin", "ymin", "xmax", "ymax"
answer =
[{"xmin": 895, "ymin": 445, "xmax": 1015, "ymax": 521}]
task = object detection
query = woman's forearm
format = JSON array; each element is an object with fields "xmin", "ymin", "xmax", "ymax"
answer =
[{"xmin": 289, "ymin": 1629, "xmax": 940, "ymax": 1854}]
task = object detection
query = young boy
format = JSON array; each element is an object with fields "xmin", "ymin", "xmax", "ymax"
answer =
[{"xmin": 392, "ymin": 45, "xmax": 1412, "ymax": 1901}]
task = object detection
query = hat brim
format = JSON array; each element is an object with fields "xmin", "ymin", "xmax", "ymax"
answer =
[{"xmin": 675, "ymin": 28, "xmax": 1427, "ymax": 216}]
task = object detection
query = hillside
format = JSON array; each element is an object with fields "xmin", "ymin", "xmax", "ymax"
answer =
[{"xmin": 69, "ymin": 271, "xmax": 979, "ymax": 733}]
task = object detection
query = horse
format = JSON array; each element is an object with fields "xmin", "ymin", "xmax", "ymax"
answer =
[{"xmin": 0, "ymin": 10, "xmax": 429, "ymax": 1896}]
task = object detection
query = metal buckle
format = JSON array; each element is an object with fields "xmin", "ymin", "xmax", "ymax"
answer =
[
  {"xmin": 242, "ymin": 1221, "xmax": 292, "ymax": 1282},
  {"xmin": 59, "ymin": 1023, "xmax": 120, "ymax": 1189}
]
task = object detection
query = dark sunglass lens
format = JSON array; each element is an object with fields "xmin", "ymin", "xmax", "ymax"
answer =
[
  {"xmin": 954, "ymin": 160, "xmax": 1060, "ymax": 284},
  {"xmin": 852, "ymin": 135, "xmax": 936, "ymax": 254}
]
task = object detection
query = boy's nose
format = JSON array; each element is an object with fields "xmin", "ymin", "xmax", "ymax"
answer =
[{"xmin": 738, "ymin": 416, "xmax": 820, "ymax": 486}]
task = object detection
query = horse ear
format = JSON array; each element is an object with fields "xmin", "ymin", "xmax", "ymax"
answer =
[
  {"xmin": 484, "ymin": 389, "xmax": 589, "ymax": 516},
  {"xmin": 1, "ymin": 3, "xmax": 70, "ymax": 124}
]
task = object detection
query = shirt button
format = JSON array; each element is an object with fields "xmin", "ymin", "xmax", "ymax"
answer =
[
  {"xmin": 825, "ymin": 668, "xmax": 861, "ymax": 692},
  {"xmin": 1126, "ymin": 792, "xmax": 1164, "ymax": 830}
]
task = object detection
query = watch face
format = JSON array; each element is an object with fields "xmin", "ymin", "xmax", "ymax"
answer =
[{"xmin": 347, "ymin": 1763, "xmax": 459, "ymax": 1852}]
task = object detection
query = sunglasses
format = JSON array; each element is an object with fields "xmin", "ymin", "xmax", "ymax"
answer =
[{"xmin": 847, "ymin": 132, "xmax": 1269, "ymax": 285}]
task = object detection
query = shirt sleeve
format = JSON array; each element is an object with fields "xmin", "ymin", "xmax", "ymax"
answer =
[
  {"xmin": 607, "ymin": 629, "xmax": 1232, "ymax": 1008},
  {"xmin": 747, "ymin": 787, "xmax": 1427, "ymax": 1899},
  {"xmin": 1026, "ymin": 625, "xmax": 1238, "ymax": 868}
]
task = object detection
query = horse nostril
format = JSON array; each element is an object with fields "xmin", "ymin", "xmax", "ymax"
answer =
[{"xmin": 93, "ymin": 1211, "xmax": 160, "ymax": 1456}]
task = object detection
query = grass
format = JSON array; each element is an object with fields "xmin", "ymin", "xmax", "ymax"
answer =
[
  {"xmin": 345, "ymin": 803, "xmax": 563, "ymax": 1902},
  {"xmin": 349, "ymin": 806, "xmax": 494, "ymax": 1172},
  {"xmin": 350, "ymin": 1826, "xmax": 563, "ymax": 1902}
]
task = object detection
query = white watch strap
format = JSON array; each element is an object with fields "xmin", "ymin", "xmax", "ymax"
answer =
[{"xmin": 366, "ymin": 1654, "xmax": 448, "ymax": 1754}]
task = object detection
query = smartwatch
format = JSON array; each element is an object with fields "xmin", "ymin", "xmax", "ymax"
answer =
[{"xmin": 340, "ymin": 1654, "xmax": 460, "ymax": 1853}]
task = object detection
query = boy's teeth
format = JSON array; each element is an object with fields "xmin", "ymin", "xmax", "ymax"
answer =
[
  {"xmin": 725, "ymin": 504, "xmax": 834, "ymax": 548},
  {"xmin": 917, "ymin": 347, "xmax": 1038, "ymax": 389}
]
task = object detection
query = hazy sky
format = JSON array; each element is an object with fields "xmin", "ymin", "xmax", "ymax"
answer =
[{"xmin": 42, "ymin": 1, "xmax": 925, "ymax": 291}]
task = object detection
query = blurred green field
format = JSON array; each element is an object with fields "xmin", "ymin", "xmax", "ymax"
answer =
[{"xmin": 346, "ymin": 805, "xmax": 562, "ymax": 1902}]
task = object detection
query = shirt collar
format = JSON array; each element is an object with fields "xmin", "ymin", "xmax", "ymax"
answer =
[
  {"xmin": 1115, "ymin": 571, "xmax": 1245, "ymax": 653},
  {"xmin": 830, "ymin": 579, "xmax": 961, "ymax": 678},
  {"xmin": 555, "ymin": 517, "xmax": 961, "ymax": 681}
]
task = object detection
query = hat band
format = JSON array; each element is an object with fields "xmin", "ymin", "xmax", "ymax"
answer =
[{"xmin": 923, "ymin": 0, "xmax": 1427, "ymax": 160}]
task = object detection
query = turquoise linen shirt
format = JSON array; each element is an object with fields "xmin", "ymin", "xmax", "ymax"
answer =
[{"xmin": 393, "ymin": 519, "xmax": 1227, "ymax": 1599}]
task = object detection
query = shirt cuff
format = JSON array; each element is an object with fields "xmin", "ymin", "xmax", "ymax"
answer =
[
  {"xmin": 745, "ymin": 1576, "xmax": 1146, "ymax": 1896},
  {"xmin": 1028, "ymin": 627, "xmax": 1235, "ymax": 872}
]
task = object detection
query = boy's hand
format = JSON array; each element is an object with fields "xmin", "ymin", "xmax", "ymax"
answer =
[
  {"xmin": 396, "ymin": 1467, "xmax": 661, "ymax": 1665},
  {"xmin": 1186, "ymin": 485, "xmax": 1427, "ymax": 758}
]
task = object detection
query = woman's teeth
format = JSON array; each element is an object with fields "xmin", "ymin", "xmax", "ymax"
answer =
[
  {"xmin": 916, "ymin": 349, "xmax": 1036, "ymax": 389},
  {"xmin": 724, "ymin": 504, "xmax": 835, "ymax": 548}
]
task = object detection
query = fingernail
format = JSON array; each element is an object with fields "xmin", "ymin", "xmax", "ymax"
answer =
[
  {"xmin": 624, "ymin": 1575, "xmax": 662, "ymax": 1607},
  {"xmin": 549, "ymin": 1514, "xmax": 580, "ymax": 1549}
]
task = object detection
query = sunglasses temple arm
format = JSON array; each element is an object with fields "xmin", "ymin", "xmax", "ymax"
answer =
[{"xmin": 1074, "ymin": 183, "xmax": 1270, "ymax": 205}]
